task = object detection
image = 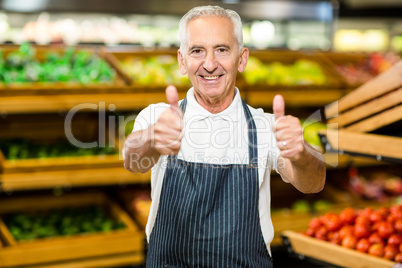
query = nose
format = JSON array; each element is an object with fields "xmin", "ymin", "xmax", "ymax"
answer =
[{"xmin": 203, "ymin": 52, "xmax": 218, "ymax": 72}]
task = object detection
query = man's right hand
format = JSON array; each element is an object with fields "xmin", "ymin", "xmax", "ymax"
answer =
[{"xmin": 153, "ymin": 85, "xmax": 183, "ymax": 155}]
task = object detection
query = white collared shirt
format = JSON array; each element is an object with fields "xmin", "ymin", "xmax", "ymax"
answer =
[{"xmin": 131, "ymin": 87, "xmax": 281, "ymax": 253}]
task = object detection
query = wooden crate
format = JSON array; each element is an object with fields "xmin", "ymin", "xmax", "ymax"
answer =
[
  {"xmin": 115, "ymin": 187, "xmax": 151, "ymax": 230},
  {"xmin": 101, "ymin": 47, "xmax": 191, "ymax": 91},
  {"xmin": 0, "ymin": 191, "xmax": 144, "ymax": 267},
  {"xmin": 318, "ymin": 52, "xmax": 373, "ymax": 88},
  {"xmin": 282, "ymin": 230, "xmax": 397, "ymax": 268},
  {"xmin": 0, "ymin": 44, "xmax": 127, "ymax": 95},
  {"xmin": 242, "ymin": 49, "xmax": 343, "ymax": 90},
  {"xmin": 270, "ymin": 181, "xmax": 352, "ymax": 245},
  {"xmin": 322, "ymin": 60, "xmax": 402, "ymax": 163},
  {"xmin": 320, "ymin": 51, "xmax": 401, "ymax": 89},
  {"xmin": 0, "ymin": 113, "xmax": 122, "ymax": 175}
]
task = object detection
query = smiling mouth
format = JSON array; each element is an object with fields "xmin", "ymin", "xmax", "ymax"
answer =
[{"xmin": 201, "ymin": 75, "xmax": 223, "ymax": 80}]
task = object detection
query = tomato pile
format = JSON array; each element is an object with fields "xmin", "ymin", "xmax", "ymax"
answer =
[{"xmin": 304, "ymin": 205, "xmax": 402, "ymax": 263}]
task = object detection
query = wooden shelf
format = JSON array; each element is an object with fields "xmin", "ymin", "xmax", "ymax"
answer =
[
  {"xmin": 245, "ymin": 88, "xmax": 350, "ymax": 108},
  {"xmin": 0, "ymin": 191, "xmax": 145, "ymax": 267},
  {"xmin": 324, "ymin": 152, "xmax": 387, "ymax": 169},
  {"xmin": 0, "ymin": 88, "xmax": 349, "ymax": 114},
  {"xmin": 33, "ymin": 252, "xmax": 144, "ymax": 268},
  {"xmin": 282, "ymin": 230, "xmax": 397, "ymax": 268},
  {"xmin": 0, "ymin": 92, "xmax": 191, "ymax": 114},
  {"xmin": 0, "ymin": 168, "xmax": 151, "ymax": 191}
]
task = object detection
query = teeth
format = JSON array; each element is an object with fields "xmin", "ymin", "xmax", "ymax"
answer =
[{"xmin": 203, "ymin": 75, "xmax": 219, "ymax": 80}]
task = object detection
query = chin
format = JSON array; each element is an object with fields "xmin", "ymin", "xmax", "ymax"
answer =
[{"xmin": 197, "ymin": 87, "xmax": 225, "ymax": 98}]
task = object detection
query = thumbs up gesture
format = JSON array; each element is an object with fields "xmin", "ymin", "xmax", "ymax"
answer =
[
  {"xmin": 153, "ymin": 85, "xmax": 184, "ymax": 155},
  {"xmin": 273, "ymin": 94, "xmax": 304, "ymax": 161}
]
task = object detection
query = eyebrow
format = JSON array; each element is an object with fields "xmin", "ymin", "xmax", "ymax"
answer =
[
  {"xmin": 215, "ymin": 44, "xmax": 230, "ymax": 50},
  {"xmin": 188, "ymin": 44, "xmax": 231, "ymax": 51}
]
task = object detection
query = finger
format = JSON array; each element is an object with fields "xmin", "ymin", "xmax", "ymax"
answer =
[
  {"xmin": 273, "ymin": 94, "xmax": 285, "ymax": 120},
  {"xmin": 166, "ymin": 85, "xmax": 179, "ymax": 109}
]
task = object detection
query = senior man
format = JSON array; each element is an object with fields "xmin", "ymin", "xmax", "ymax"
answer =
[{"xmin": 124, "ymin": 5, "xmax": 326, "ymax": 268}]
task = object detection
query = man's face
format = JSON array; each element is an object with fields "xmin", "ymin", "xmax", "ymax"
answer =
[{"xmin": 178, "ymin": 16, "xmax": 248, "ymax": 105}]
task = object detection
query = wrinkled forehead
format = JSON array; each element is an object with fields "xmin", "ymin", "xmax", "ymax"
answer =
[{"xmin": 184, "ymin": 16, "xmax": 236, "ymax": 46}]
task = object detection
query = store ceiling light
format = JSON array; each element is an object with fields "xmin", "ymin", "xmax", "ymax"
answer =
[{"xmin": 3, "ymin": 0, "xmax": 48, "ymax": 12}]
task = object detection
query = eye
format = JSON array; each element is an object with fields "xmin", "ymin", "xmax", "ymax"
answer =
[
  {"xmin": 192, "ymin": 49, "xmax": 202, "ymax": 54},
  {"xmin": 218, "ymin": 48, "xmax": 227, "ymax": 53}
]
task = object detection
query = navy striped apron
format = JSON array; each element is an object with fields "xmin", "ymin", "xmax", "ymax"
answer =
[{"xmin": 146, "ymin": 97, "xmax": 273, "ymax": 268}]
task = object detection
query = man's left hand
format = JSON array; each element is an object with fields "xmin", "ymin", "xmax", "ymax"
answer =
[{"xmin": 272, "ymin": 94, "xmax": 305, "ymax": 162}]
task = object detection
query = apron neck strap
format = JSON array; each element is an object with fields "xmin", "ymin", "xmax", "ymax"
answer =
[{"xmin": 241, "ymin": 99, "xmax": 259, "ymax": 167}]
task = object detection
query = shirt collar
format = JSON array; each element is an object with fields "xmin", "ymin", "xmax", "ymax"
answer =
[{"xmin": 184, "ymin": 87, "xmax": 242, "ymax": 122}]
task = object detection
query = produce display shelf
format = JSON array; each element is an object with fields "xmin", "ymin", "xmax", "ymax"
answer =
[
  {"xmin": 322, "ymin": 129, "xmax": 402, "ymax": 164},
  {"xmin": 243, "ymin": 49, "xmax": 343, "ymax": 90},
  {"xmin": 245, "ymin": 88, "xmax": 351, "ymax": 108},
  {"xmin": 0, "ymin": 88, "xmax": 328, "ymax": 113},
  {"xmin": 0, "ymin": 45, "xmax": 128, "ymax": 94},
  {"xmin": 0, "ymin": 154, "xmax": 123, "ymax": 174},
  {"xmin": 101, "ymin": 47, "xmax": 182, "ymax": 86},
  {"xmin": 281, "ymin": 230, "xmax": 399, "ymax": 268},
  {"xmin": 0, "ymin": 84, "xmax": 134, "ymax": 96},
  {"xmin": 324, "ymin": 152, "xmax": 387, "ymax": 169},
  {"xmin": 0, "ymin": 92, "xmax": 188, "ymax": 114},
  {"xmin": 32, "ymin": 252, "xmax": 144, "ymax": 268},
  {"xmin": 0, "ymin": 191, "xmax": 145, "ymax": 267},
  {"xmin": 0, "ymin": 168, "xmax": 151, "ymax": 191},
  {"xmin": 322, "ymin": 60, "xmax": 402, "ymax": 164},
  {"xmin": 318, "ymin": 51, "xmax": 374, "ymax": 89}
]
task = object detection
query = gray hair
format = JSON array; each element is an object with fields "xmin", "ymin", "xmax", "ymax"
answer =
[{"xmin": 178, "ymin": 5, "xmax": 243, "ymax": 54}]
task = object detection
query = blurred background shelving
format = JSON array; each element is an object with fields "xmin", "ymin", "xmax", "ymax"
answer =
[{"xmin": 0, "ymin": 0, "xmax": 401, "ymax": 267}]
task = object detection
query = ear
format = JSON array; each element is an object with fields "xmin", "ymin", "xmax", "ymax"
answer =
[
  {"xmin": 237, "ymin": 47, "xmax": 249, "ymax": 73},
  {"xmin": 177, "ymin": 49, "xmax": 187, "ymax": 75}
]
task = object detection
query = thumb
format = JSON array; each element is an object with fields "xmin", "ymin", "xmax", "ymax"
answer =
[
  {"xmin": 166, "ymin": 85, "xmax": 179, "ymax": 109},
  {"xmin": 273, "ymin": 94, "xmax": 285, "ymax": 119}
]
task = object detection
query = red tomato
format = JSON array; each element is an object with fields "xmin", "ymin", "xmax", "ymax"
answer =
[
  {"xmin": 339, "ymin": 207, "xmax": 356, "ymax": 225},
  {"xmin": 368, "ymin": 233, "xmax": 384, "ymax": 246},
  {"xmin": 309, "ymin": 217, "xmax": 322, "ymax": 230},
  {"xmin": 322, "ymin": 213, "xmax": 342, "ymax": 232},
  {"xmin": 305, "ymin": 228, "xmax": 315, "ymax": 237},
  {"xmin": 390, "ymin": 205, "xmax": 402, "ymax": 219},
  {"xmin": 395, "ymin": 253, "xmax": 402, "ymax": 263},
  {"xmin": 384, "ymin": 245, "xmax": 398, "ymax": 260},
  {"xmin": 387, "ymin": 234, "xmax": 402, "ymax": 247},
  {"xmin": 355, "ymin": 216, "xmax": 370, "ymax": 227},
  {"xmin": 368, "ymin": 243, "xmax": 384, "ymax": 257},
  {"xmin": 328, "ymin": 231, "xmax": 341, "ymax": 245},
  {"xmin": 354, "ymin": 223, "xmax": 371, "ymax": 239},
  {"xmin": 315, "ymin": 232, "xmax": 327, "ymax": 241},
  {"xmin": 394, "ymin": 219, "xmax": 402, "ymax": 233},
  {"xmin": 339, "ymin": 225, "xmax": 354, "ymax": 240},
  {"xmin": 378, "ymin": 222, "xmax": 395, "ymax": 239},
  {"xmin": 399, "ymin": 243, "xmax": 402, "ymax": 253},
  {"xmin": 377, "ymin": 207, "xmax": 389, "ymax": 216},
  {"xmin": 315, "ymin": 225, "xmax": 328, "ymax": 241},
  {"xmin": 388, "ymin": 213, "xmax": 399, "ymax": 223},
  {"xmin": 359, "ymin": 207, "xmax": 374, "ymax": 218},
  {"xmin": 372, "ymin": 221, "xmax": 381, "ymax": 232},
  {"xmin": 395, "ymin": 209, "xmax": 402, "ymax": 220},
  {"xmin": 356, "ymin": 238, "xmax": 371, "ymax": 253},
  {"xmin": 369, "ymin": 211, "xmax": 386, "ymax": 223},
  {"xmin": 342, "ymin": 235, "xmax": 357, "ymax": 249}
]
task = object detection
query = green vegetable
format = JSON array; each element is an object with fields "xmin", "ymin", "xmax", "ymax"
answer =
[
  {"xmin": 0, "ymin": 138, "xmax": 117, "ymax": 160},
  {"xmin": 0, "ymin": 43, "xmax": 116, "ymax": 84},
  {"xmin": 3, "ymin": 205, "xmax": 126, "ymax": 241}
]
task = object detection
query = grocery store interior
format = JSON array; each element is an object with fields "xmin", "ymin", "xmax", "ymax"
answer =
[{"xmin": 0, "ymin": 0, "xmax": 401, "ymax": 267}]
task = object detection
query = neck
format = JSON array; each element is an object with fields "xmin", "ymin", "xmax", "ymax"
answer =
[{"xmin": 193, "ymin": 89, "xmax": 236, "ymax": 114}]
